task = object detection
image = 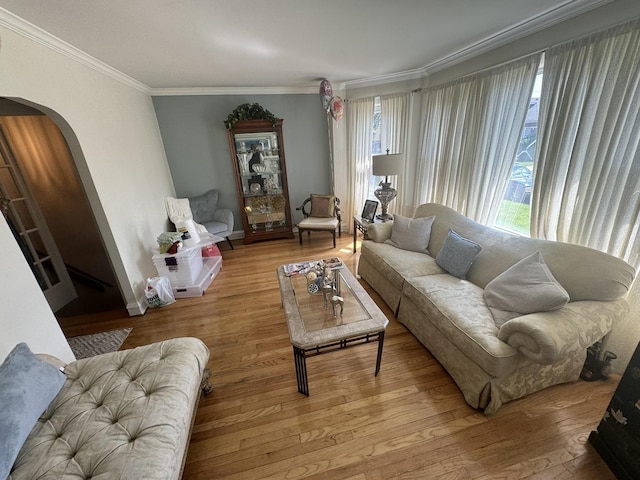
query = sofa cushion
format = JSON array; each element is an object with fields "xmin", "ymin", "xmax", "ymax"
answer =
[
  {"xmin": 484, "ymin": 251, "xmax": 570, "ymax": 328},
  {"xmin": 361, "ymin": 241, "xmax": 445, "ymax": 292},
  {"xmin": 385, "ymin": 215, "xmax": 435, "ymax": 253},
  {"xmin": 310, "ymin": 194, "xmax": 335, "ymax": 218},
  {"xmin": 0, "ymin": 343, "xmax": 66, "ymax": 479},
  {"xmin": 402, "ymin": 275, "xmax": 518, "ymax": 377},
  {"xmin": 417, "ymin": 202, "xmax": 634, "ymax": 298},
  {"xmin": 10, "ymin": 337, "xmax": 210, "ymax": 480},
  {"xmin": 435, "ymin": 229, "xmax": 482, "ymax": 279}
]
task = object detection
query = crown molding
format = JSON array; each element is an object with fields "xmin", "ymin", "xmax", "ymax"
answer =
[
  {"xmin": 150, "ymin": 85, "xmax": 319, "ymax": 96},
  {"xmin": 422, "ymin": 0, "xmax": 612, "ymax": 75},
  {"xmin": 344, "ymin": 68, "xmax": 424, "ymax": 89},
  {"xmin": 346, "ymin": 0, "xmax": 612, "ymax": 89},
  {"xmin": 0, "ymin": 8, "xmax": 151, "ymax": 94},
  {"xmin": 1, "ymin": 0, "xmax": 613, "ymax": 95}
]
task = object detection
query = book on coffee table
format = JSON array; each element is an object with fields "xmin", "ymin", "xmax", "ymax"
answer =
[
  {"xmin": 322, "ymin": 257, "xmax": 344, "ymax": 270},
  {"xmin": 283, "ymin": 258, "xmax": 343, "ymax": 276},
  {"xmin": 283, "ymin": 261, "xmax": 315, "ymax": 276}
]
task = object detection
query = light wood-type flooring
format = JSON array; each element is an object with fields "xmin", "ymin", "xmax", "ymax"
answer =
[{"xmin": 58, "ymin": 233, "xmax": 618, "ymax": 479}]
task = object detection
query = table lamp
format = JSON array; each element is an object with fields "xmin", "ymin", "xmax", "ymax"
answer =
[{"xmin": 372, "ymin": 150, "xmax": 404, "ymax": 221}]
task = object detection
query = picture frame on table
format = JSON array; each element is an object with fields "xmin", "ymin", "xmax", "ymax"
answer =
[{"xmin": 361, "ymin": 200, "xmax": 378, "ymax": 222}]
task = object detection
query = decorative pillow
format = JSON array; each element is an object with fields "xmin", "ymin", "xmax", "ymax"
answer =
[
  {"xmin": 435, "ymin": 229, "xmax": 482, "ymax": 279},
  {"xmin": 384, "ymin": 215, "xmax": 435, "ymax": 253},
  {"xmin": 310, "ymin": 194, "xmax": 335, "ymax": 218},
  {"xmin": 0, "ymin": 343, "xmax": 66, "ymax": 479},
  {"xmin": 484, "ymin": 251, "xmax": 570, "ymax": 328}
]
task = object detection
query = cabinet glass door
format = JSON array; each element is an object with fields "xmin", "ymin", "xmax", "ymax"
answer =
[{"xmin": 227, "ymin": 119, "xmax": 293, "ymax": 243}]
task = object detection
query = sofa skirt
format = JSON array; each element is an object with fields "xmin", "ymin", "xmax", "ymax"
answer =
[
  {"xmin": 358, "ymin": 255, "xmax": 403, "ymax": 314},
  {"xmin": 397, "ymin": 294, "xmax": 586, "ymax": 414}
]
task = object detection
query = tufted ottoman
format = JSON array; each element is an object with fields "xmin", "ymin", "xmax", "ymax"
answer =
[{"xmin": 9, "ymin": 337, "xmax": 210, "ymax": 480}]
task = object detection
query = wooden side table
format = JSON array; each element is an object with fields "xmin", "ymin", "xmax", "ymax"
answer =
[{"xmin": 353, "ymin": 215, "xmax": 383, "ymax": 253}]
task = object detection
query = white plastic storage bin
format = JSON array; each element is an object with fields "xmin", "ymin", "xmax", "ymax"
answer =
[
  {"xmin": 152, "ymin": 245, "xmax": 203, "ymax": 287},
  {"xmin": 173, "ymin": 256, "xmax": 222, "ymax": 298}
]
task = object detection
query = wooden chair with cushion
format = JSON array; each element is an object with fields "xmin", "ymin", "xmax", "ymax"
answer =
[{"xmin": 296, "ymin": 194, "xmax": 341, "ymax": 247}]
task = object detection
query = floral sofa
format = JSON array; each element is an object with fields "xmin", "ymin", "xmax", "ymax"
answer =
[
  {"xmin": 358, "ymin": 203, "xmax": 635, "ymax": 414},
  {"xmin": 2, "ymin": 337, "xmax": 210, "ymax": 479}
]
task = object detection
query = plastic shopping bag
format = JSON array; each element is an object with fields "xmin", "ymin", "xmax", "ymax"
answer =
[{"xmin": 145, "ymin": 276, "xmax": 176, "ymax": 308}]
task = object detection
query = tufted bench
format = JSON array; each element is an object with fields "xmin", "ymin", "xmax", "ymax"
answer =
[{"xmin": 9, "ymin": 337, "xmax": 210, "ymax": 480}]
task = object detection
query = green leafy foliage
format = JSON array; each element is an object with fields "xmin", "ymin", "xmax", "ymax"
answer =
[
  {"xmin": 224, "ymin": 103, "xmax": 279, "ymax": 130},
  {"xmin": 496, "ymin": 200, "xmax": 530, "ymax": 235}
]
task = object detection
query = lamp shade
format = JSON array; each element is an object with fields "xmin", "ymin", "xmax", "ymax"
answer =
[{"xmin": 372, "ymin": 153, "xmax": 404, "ymax": 177}]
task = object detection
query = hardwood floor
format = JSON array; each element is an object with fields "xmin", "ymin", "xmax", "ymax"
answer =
[{"xmin": 57, "ymin": 233, "xmax": 618, "ymax": 479}]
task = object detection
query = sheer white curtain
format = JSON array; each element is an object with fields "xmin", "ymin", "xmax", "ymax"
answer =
[
  {"xmin": 346, "ymin": 96, "xmax": 375, "ymax": 220},
  {"xmin": 380, "ymin": 93, "xmax": 411, "ymax": 215},
  {"xmin": 531, "ymin": 19, "xmax": 640, "ymax": 269},
  {"xmin": 415, "ymin": 53, "xmax": 541, "ymax": 224}
]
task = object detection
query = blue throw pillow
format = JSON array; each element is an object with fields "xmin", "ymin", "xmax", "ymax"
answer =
[
  {"xmin": 0, "ymin": 343, "xmax": 66, "ymax": 479},
  {"xmin": 435, "ymin": 229, "xmax": 482, "ymax": 279}
]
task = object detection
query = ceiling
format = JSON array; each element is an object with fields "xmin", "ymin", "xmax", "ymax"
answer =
[{"xmin": 0, "ymin": 0, "xmax": 609, "ymax": 92}]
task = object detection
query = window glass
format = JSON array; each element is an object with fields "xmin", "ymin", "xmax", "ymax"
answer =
[
  {"xmin": 368, "ymin": 97, "xmax": 382, "ymax": 199},
  {"xmin": 495, "ymin": 69, "xmax": 543, "ymax": 235}
]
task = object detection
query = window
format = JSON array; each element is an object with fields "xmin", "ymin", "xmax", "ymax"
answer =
[
  {"xmin": 494, "ymin": 69, "xmax": 543, "ymax": 235},
  {"xmin": 367, "ymin": 97, "xmax": 382, "ymax": 199}
]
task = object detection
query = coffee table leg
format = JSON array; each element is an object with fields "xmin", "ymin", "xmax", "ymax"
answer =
[
  {"xmin": 353, "ymin": 219, "xmax": 357, "ymax": 253},
  {"xmin": 375, "ymin": 331, "xmax": 385, "ymax": 376},
  {"xmin": 293, "ymin": 346, "xmax": 309, "ymax": 396}
]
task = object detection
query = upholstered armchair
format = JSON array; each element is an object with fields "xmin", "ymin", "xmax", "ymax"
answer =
[
  {"xmin": 296, "ymin": 194, "xmax": 341, "ymax": 247},
  {"xmin": 188, "ymin": 190, "xmax": 234, "ymax": 249}
]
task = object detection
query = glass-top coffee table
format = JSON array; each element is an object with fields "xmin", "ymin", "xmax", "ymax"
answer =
[{"xmin": 277, "ymin": 261, "xmax": 389, "ymax": 395}]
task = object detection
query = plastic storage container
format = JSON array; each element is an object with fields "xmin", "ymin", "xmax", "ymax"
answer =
[
  {"xmin": 152, "ymin": 245, "xmax": 203, "ymax": 286},
  {"xmin": 173, "ymin": 256, "xmax": 222, "ymax": 298}
]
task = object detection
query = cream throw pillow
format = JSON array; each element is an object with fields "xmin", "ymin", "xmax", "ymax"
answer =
[
  {"xmin": 484, "ymin": 251, "xmax": 570, "ymax": 328},
  {"xmin": 384, "ymin": 215, "xmax": 435, "ymax": 253}
]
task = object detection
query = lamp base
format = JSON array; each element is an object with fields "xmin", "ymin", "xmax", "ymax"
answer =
[
  {"xmin": 376, "ymin": 213, "xmax": 394, "ymax": 221},
  {"xmin": 374, "ymin": 184, "xmax": 398, "ymax": 223}
]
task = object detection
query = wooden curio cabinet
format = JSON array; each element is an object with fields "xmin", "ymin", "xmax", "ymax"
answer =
[{"xmin": 227, "ymin": 119, "xmax": 294, "ymax": 244}]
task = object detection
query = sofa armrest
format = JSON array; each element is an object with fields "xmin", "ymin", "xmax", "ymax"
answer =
[
  {"xmin": 367, "ymin": 222, "xmax": 393, "ymax": 243},
  {"xmin": 497, "ymin": 299, "xmax": 629, "ymax": 364}
]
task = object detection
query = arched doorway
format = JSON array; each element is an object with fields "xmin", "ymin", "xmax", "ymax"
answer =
[{"xmin": 0, "ymin": 97, "xmax": 124, "ymax": 317}]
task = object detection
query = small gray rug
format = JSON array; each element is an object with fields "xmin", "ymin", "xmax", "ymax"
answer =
[{"xmin": 67, "ymin": 328, "xmax": 132, "ymax": 359}]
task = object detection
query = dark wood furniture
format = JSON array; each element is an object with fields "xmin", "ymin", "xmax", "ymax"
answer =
[
  {"xmin": 352, "ymin": 215, "xmax": 383, "ymax": 253},
  {"xmin": 590, "ymin": 341, "xmax": 640, "ymax": 480},
  {"xmin": 296, "ymin": 196, "xmax": 342, "ymax": 248},
  {"xmin": 227, "ymin": 119, "xmax": 294, "ymax": 244}
]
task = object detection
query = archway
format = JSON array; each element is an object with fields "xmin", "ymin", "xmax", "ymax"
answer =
[{"xmin": 0, "ymin": 97, "xmax": 124, "ymax": 317}]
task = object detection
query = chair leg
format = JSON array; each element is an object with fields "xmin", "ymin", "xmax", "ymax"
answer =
[
  {"xmin": 299, "ymin": 228, "xmax": 303, "ymax": 245},
  {"xmin": 332, "ymin": 230, "xmax": 336, "ymax": 248},
  {"xmin": 226, "ymin": 236, "xmax": 234, "ymax": 250}
]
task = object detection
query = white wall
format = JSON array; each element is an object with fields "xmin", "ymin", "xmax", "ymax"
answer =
[
  {"xmin": 0, "ymin": 217, "xmax": 75, "ymax": 362},
  {"xmin": 0, "ymin": 23, "xmax": 175, "ymax": 360}
]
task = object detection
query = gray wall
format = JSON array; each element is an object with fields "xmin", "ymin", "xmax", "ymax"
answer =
[{"xmin": 152, "ymin": 94, "xmax": 331, "ymax": 230}]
